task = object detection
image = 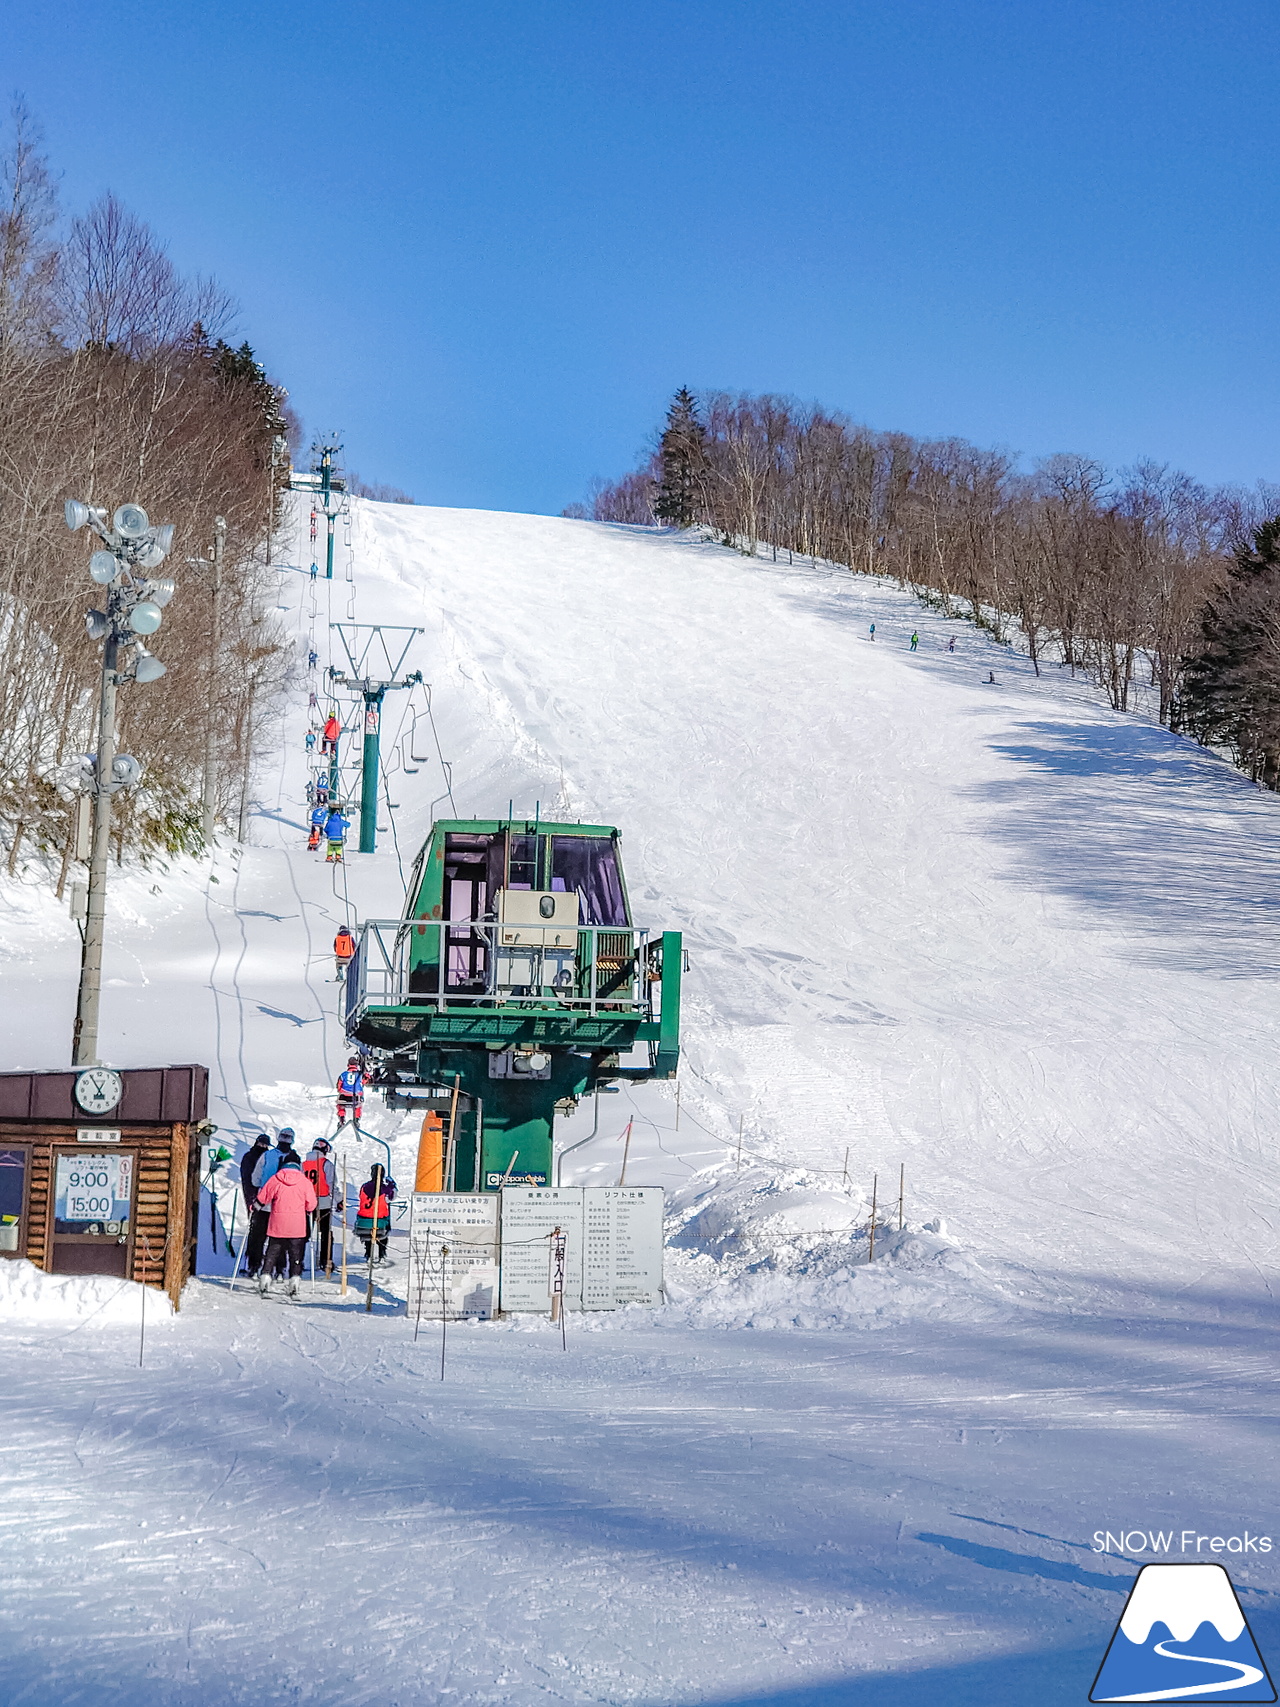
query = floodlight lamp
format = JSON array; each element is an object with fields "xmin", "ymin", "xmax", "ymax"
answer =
[
  {"xmin": 84, "ymin": 610, "xmax": 110, "ymax": 641},
  {"xmin": 134, "ymin": 648, "xmax": 167, "ymax": 684},
  {"xmin": 113, "ymin": 504, "xmax": 149, "ymax": 540},
  {"xmin": 64, "ymin": 499, "xmax": 91, "ymax": 532},
  {"xmin": 527, "ymin": 1051, "xmax": 551, "ymax": 1073},
  {"xmin": 111, "ymin": 754, "xmax": 143, "ymax": 787},
  {"xmin": 152, "ymin": 523, "xmax": 175, "ymax": 556},
  {"xmin": 89, "ymin": 550, "xmax": 120, "ymax": 585},
  {"xmin": 128, "ymin": 601, "xmax": 162, "ymax": 635},
  {"xmin": 136, "ymin": 541, "xmax": 165, "ymax": 570},
  {"xmin": 142, "ymin": 577, "xmax": 175, "ymax": 608}
]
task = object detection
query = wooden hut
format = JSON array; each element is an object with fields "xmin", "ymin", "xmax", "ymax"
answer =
[{"xmin": 0, "ymin": 1065, "xmax": 208, "ymax": 1311}]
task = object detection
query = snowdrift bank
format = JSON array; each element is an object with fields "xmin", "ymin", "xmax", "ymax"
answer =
[{"xmin": 0, "ymin": 1257, "xmax": 170, "ymax": 1325}]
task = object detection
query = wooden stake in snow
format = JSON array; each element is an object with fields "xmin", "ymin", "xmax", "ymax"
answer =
[
  {"xmin": 898, "ymin": 1163, "xmax": 905, "ymax": 1232},
  {"xmin": 549, "ymin": 1228, "xmax": 568, "ymax": 1350},
  {"xmin": 617, "ymin": 1118, "xmax": 633, "ymax": 1187},
  {"xmin": 339, "ymin": 1157, "xmax": 349, "ymax": 1298},
  {"xmin": 445, "ymin": 1073, "xmax": 461, "ymax": 1193},
  {"xmin": 439, "ymin": 1243, "xmax": 449, "ymax": 1380},
  {"xmin": 842, "ymin": 1146, "xmax": 849, "ymax": 1187},
  {"xmin": 868, "ymin": 1174, "xmax": 878, "ymax": 1264}
]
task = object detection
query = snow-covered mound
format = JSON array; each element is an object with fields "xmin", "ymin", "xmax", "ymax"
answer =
[{"xmin": 0, "ymin": 1257, "xmax": 169, "ymax": 1324}]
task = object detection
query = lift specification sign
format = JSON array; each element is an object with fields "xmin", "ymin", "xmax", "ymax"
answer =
[
  {"xmin": 499, "ymin": 1186, "xmax": 664, "ymax": 1312},
  {"xmin": 407, "ymin": 1193, "xmax": 499, "ymax": 1320}
]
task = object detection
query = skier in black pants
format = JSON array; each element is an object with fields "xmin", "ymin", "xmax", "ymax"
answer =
[{"xmin": 239, "ymin": 1135, "xmax": 271, "ymax": 1277}]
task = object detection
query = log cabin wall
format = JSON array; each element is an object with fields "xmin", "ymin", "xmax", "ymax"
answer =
[{"xmin": 0, "ymin": 1066, "xmax": 207, "ymax": 1312}]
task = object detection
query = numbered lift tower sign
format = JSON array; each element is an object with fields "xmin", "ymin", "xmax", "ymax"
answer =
[{"xmin": 407, "ymin": 1193, "xmax": 500, "ymax": 1320}]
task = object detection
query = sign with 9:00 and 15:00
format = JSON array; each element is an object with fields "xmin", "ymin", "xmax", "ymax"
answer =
[{"xmin": 54, "ymin": 1153, "xmax": 133, "ymax": 1223}]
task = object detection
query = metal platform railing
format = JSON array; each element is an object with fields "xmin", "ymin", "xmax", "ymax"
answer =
[{"xmin": 346, "ymin": 918, "xmax": 655, "ymax": 1022}]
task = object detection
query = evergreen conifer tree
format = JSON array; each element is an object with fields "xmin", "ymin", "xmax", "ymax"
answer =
[
  {"xmin": 653, "ymin": 387, "xmax": 706, "ymax": 528},
  {"xmin": 1182, "ymin": 517, "xmax": 1280, "ymax": 787}
]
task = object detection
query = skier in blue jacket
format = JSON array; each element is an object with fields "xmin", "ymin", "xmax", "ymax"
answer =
[{"xmin": 323, "ymin": 807, "xmax": 349, "ymax": 863}]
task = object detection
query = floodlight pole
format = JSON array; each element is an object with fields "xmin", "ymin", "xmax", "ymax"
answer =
[{"xmin": 72, "ymin": 629, "xmax": 119, "ymax": 1066}]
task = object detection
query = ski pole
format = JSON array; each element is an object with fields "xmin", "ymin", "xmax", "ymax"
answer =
[{"xmin": 228, "ymin": 1227, "xmax": 249, "ymax": 1293}]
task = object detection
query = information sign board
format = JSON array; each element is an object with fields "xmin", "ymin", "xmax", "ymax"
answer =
[
  {"xmin": 499, "ymin": 1187, "xmax": 585, "ymax": 1312},
  {"xmin": 407, "ymin": 1192, "xmax": 499, "ymax": 1319},
  {"xmin": 581, "ymin": 1187, "xmax": 664, "ymax": 1308},
  {"xmin": 54, "ymin": 1152, "xmax": 133, "ymax": 1226}
]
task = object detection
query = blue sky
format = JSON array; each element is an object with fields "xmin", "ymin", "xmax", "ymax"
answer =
[{"xmin": 7, "ymin": 0, "xmax": 1279, "ymax": 512}]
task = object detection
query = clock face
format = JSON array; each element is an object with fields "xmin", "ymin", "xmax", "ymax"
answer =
[{"xmin": 74, "ymin": 1068, "xmax": 123, "ymax": 1115}]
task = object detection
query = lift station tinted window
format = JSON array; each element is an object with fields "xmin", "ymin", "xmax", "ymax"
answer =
[{"xmin": 550, "ymin": 837, "xmax": 629, "ymax": 926}]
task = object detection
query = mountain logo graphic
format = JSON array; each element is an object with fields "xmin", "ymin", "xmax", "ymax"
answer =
[{"xmin": 1090, "ymin": 1563, "xmax": 1275, "ymax": 1702}]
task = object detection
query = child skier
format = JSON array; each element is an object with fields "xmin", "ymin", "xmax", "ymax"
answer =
[
  {"xmin": 323, "ymin": 805, "xmax": 350, "ymax": 863},
  {"xmin": 334, "ymin": 925, "xmax": 356, "ymax": 980},
  {"xmin": 303, "ymin": 1137, "xmax": 337, "ymax": 1274},
  {"xmin": 356, "ymin": 1170, "xmax": 397, "ymax": 1265},
  {"xmin": 335, "ymin": 1058, "xmax": 368, "ymax": 1126},
  {"xmin": 909, "ymin": 631, "xmax": 919, "ymax": 651}
]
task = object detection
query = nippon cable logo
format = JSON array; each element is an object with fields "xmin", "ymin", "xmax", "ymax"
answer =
[{"xmin": 1094, "ymin": 1531, "xmax": 1273, "ymax": 1558}]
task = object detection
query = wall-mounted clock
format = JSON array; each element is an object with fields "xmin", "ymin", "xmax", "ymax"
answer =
[{"xmin": 74, "ymin": 1067, "xmax": 123, "ymax": 1116}]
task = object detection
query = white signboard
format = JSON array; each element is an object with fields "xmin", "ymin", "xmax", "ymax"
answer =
[
  {"xmin": 55, "ymin": 1152, "xmax": 133, "ymax": 1224},
  {"xmin": 408, "ymin": 1192, "xmax": 500, "ymax": 1320},
  {"xmin": 499, "ymin": 1187, "xmax": 586, "ymax": 1313},
  {"xmin": 581, "ymin": 1188, "xmax": 665, "ymax": 1309}
]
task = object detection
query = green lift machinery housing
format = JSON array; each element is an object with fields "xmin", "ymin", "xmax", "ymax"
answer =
[{"xmin": 344, "ymin": 818, "xmax": 681, "ymax": 1188}]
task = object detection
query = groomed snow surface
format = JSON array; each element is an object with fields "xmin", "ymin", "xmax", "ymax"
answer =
[{"xmin": 1, "ymin": 502, "xmax": 1278, "ymax": 1705}]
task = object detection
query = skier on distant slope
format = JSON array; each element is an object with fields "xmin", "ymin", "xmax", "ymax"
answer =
[{"xmin": 909, "ymin": 631, "xmax": 919, "ymax": 651}]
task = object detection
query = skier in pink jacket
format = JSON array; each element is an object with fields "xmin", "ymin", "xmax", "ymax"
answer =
[{"xmin": 255, "ymin": 1156, "xmax": 318, "ymax": 1297}]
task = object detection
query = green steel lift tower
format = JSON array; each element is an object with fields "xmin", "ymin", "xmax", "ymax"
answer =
[{"xmin": 344, "ymin": 817, "xmax": 681, "ymax": 1187}]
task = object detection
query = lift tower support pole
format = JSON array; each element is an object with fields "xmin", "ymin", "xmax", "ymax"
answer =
[
  {"xmin": 329, "ymin": 622, "xmax": 423, "ymax": 855},
  {"xmin": 359, "ymin": 688, "xmax": 385, "ymax": 854}
]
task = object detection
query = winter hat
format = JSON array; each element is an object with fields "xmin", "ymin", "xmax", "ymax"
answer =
[
  {"xmin": 278, "ymin": 1154, "xmax": 302, "ymax": 1170},
  {"xmin": 249, "ymin": 1134, "xmax": 269, "ymax": 1148},
  {"xmin": 313, "ymin": 1139, "xmax": 331, "ymax": 1153},
  {"xmin": 276, "ymin": 1129, "xmax": 295, "ymax": 1146}
]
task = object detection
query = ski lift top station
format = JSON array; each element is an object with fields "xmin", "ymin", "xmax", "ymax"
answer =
[{"xmin": 345, "ymin": 817, "xmax": 682, "ymax": 1189}]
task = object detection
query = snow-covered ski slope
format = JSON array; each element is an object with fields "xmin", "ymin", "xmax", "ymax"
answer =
[{"xmin": 1, "ymin": 500, "xmax": 1278, "ymax": 1706}]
